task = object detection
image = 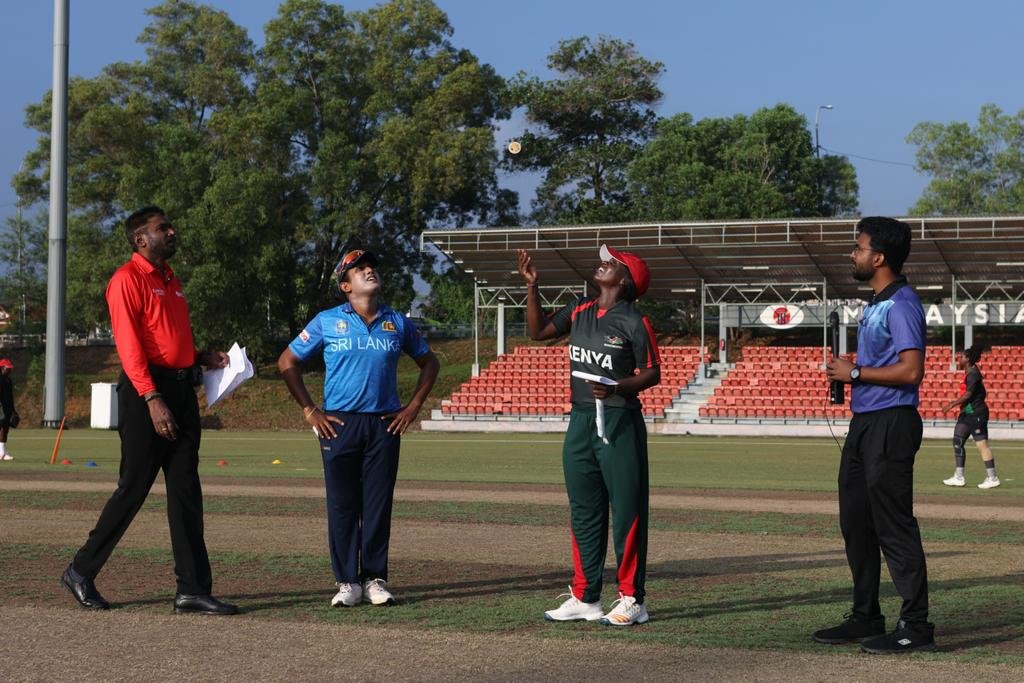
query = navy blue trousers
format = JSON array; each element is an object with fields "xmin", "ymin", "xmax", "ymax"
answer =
[{"xmin": 320, "ymin": 412, "xmax": 401, "ymax": 583}]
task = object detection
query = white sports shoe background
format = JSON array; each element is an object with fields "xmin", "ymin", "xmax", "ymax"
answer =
[
  {"xmin": 331, "ymin": 582, "xmax": 362, "ymax": 607},
  {"xmin": 978, "ymin": 477, "xmax": 1001, "ymax": 489},
  {"xmin": 942, "ymin": 475, "xmax": 965, "ymax": 487},
  {"xmin": 0, "ymin": 453, "xmax": 12, "ymax": 461},
  {"xmin": 543, "ymin": 588, "xmax": 603, "ymax": 622},
  {"xmin": 600, "ymin": 593, "xmax": 649, "ymax": 626},
  {"xmin": 363, "ymin": 578, "xmax": 396, "ymax": 605}
]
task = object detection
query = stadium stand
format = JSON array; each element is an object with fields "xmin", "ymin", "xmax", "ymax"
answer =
[
  {"xmin": 700, "ymin": 345, "xmax": 1024, "ymax": 422},
  {"xmin": 440, "ymin": 345, "xmax": 704, "ymax": 419}
]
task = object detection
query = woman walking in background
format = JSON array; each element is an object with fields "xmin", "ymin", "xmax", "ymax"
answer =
[{"xmin": 942, "ymin": 345, "xmax": 1000, "ymax": 489}]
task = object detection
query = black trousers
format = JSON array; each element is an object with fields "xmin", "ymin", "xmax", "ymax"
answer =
[
  {"xmin": 839, "ymin": 406, "xmax": 929, "ymax": 622},
  {"xmin": 72, "ymin": 371, "xmax": 211, "ymax": 595}
]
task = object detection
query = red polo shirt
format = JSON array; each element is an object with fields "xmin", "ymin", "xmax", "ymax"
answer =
[{"xmin": 107, "ymin": 252, "xmax": 198, "ymax": 396}]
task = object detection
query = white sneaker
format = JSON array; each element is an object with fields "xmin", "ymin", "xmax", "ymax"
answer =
[
  {"xmin": 0, "ymin": 454, "xmax": 12, "ymax": 461},
  {"xmin": 362, "ymin": 578, "xmax": 395, "ymax": 605},
  {"xmin": 330, "ymin": 582, "xmax": 362, "ymax": 607},
  {"xmin": 543, "ymin": 588, "xmax": 603, "ymax": 622},
  {"xmin": 978, "ymin": 477, "xmax": 1001, "ymax": 489},
  {"xmin": 599, "ymin": 592, "xmax": 649, "ymax": 626},
  {"xmin": 942, "ymin": 475, "xmax": 965, "ymax": 487}
]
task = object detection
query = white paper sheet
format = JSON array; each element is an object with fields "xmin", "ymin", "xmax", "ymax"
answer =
[
  {"xmin": 202, "ymin": 342, "xmax": 254, "ymax": 407},
  {"xmin": 571, "ymin": 371, "xmax": 619, "ymax": 444}
]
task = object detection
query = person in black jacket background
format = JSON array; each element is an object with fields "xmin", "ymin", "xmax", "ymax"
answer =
[{"xmin": 0, "ymin": 358, "xmax": 19, "ymax": 461}]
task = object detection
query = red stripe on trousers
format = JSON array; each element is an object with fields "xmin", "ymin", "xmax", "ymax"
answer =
[
  {"xmin": 617, "ymin": 515, "xmax": 641, "ymax": 596},
  {"xmin": 571, "ymin": 531, "xmax": 588, "ymax": 600}
]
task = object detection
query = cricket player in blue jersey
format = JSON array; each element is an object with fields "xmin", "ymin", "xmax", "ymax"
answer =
[{"xmin": 279, "ymin": 248, "xmax": 439, "ymax": 607}]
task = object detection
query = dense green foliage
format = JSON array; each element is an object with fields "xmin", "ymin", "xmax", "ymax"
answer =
[
  {"xmin": 7, "ymin": 1, "xmax": 876, "ymax": 348},
  {"xmin": 506, "ymin": 36, "xmax": 664, "ymax": 224},
  {"xmin": 907, "ymin": 103, "xmax": 1024, "ymax": 216},
  {"xmin": 628, "ymin": 105, "xmax": 859, "ymax": 220}
]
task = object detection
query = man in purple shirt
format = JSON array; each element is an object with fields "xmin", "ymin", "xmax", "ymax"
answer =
[{"xmin": 817, "ymin": 217, "xmax": 935, "ymax": 654}]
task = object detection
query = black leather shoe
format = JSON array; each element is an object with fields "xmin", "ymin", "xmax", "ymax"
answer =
[
  {"xmin": 60, "ymin": 565, "xmax": 110, "ymax": 610},
  {"xmin": 173, "ymin": 593, "xmax": 239, "ymax": 615}
]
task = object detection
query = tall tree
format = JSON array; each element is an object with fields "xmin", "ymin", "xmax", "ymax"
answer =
[
  {"xmin": 14, "ymin": 1, "xmax": 264, "ymax": 350},
  {"xmin": 0, "ymin": 209, "xmax": 47, "ymax": 338},
  {"xmin": 506, "ymin": 36, "xmax": 664, "ymax": 225},
  {"xmin": 11, "ymin": 0, "xmax": 509, "ymax": 357},
  {"xmin": 256, "ymin": 0, "xmax": 509, "ymax": 328},
  {"xmin": 907, "ymin": 103, "xmax": 1024, "ymax": 215},
  {"xmin": 628, "ymin": 104, "xmax": 859, "ymax": 220}
]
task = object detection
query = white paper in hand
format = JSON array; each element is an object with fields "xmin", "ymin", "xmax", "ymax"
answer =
[
  {"xmin": 202, "ymin": 342, "xmax": 254, "ymax": 407},
  {"xmin": 571, "ymin": 371, "xmax": 618, "ymax": 444}
]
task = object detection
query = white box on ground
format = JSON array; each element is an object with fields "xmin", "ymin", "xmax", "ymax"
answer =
[{"xmin": 90, "ymin": 382, "xmax": 118, "ymax": 429}]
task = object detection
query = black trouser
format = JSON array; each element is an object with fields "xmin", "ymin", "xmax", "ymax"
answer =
[
  {"xmin": 839, "ymin": 406, "xmax": 928, "ymax": 623},
  {"xmin": 72, "ymin": 370, "xmax": 211, "ymax": 595}
]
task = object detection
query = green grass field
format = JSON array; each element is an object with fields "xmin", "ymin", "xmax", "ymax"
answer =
[
  {"xmin": 2, "ymin": 430, "xmax": 1022, "ymax": 669},
  {"xmin": 7, "ymin": 429, "xmax": 1022, "ymax": 495}
]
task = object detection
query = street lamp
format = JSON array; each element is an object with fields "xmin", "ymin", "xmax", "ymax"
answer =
[{"xmin": 815, "ymin": 104, "xmax": 834, "ymax": 158}]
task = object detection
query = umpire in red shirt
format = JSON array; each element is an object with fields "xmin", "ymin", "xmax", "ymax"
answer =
[{"xmin": 61, "ymin": 206, "xmax": 238, "ymax": 615}]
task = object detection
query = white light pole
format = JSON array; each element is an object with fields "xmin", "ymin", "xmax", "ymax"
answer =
[{"xmin": 815, "ymin": 104, "xmax": 834, "ymax": 158}]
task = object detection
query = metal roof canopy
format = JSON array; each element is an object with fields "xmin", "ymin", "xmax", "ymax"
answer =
[{"xmin": 422, "ymin": 216, "xmax": 1024, "ymax": 301}]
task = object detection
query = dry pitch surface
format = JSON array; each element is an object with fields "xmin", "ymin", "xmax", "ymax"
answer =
[{"xmin": 2, "ymin": 475, "xmax": 1022, "ymax": 681}]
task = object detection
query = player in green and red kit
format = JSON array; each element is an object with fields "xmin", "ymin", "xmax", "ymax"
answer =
[
  {"xmin": 518, "ymin": 244, "xmax": 661, "ymax": 626},
  {"xmin": 941, "ymin": 345, "xmax": 1000, "ymax": 489}
]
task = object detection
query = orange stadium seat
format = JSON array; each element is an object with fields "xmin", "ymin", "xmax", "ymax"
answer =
[{"xmin": 441, "ymin": 345, "xmax": 704, "ymax": 419}]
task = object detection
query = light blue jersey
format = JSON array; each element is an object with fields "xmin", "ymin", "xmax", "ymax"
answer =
[{"xmin": 289, "ymin": 303, "xmax": 430, "ymax": 413}]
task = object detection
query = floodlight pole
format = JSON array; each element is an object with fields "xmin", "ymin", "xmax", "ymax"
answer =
[
  {"xmin": 43, "ymin": 0, "xmax": 69, "ymax": 428},
  {"xmin": 472, "ymin": 283, "xmax": 480, "ymax": 377},
  {"xmin": 815, "ymin": 104, "xmax": 833, "ymax": 158}
]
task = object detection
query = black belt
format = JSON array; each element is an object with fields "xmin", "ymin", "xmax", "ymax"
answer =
[{"xmin": 150, "ymin": 364, "xmax": 200, "ymax": 384}]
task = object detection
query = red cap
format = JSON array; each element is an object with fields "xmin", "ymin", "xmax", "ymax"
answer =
[
  {"xmin": 0, "ymin": 359, "xmax": 13, "ymax": 369},
  {"xmin": 600, "ymin": 244, "xmax": 650, "ymax": 297}
]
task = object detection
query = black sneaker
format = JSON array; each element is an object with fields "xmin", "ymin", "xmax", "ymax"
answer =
[
  {"xmin": 861, "ymin": 619, "xmax": 936, "ymax": 654},
  {"xmin": 812, "ymin": 613, "xmax": 886, "ymax": 644}
]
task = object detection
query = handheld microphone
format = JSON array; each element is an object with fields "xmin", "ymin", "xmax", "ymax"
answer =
[{"xmin": 828, "ymin": 311, "xmax": 844, "ymax": 405}]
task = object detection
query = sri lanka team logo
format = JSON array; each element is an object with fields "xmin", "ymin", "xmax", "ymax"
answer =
[
  {"xmin": 336, "ymin": 320, "xmax": 348, "ymax": 334},
  {"xmin": 382, "ymin": 321, "xmax": 397, "ymax": 332}
]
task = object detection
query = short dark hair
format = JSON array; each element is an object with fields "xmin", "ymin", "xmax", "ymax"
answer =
[
  {"xmin": 856, "ymin": 216, "xmax": 912, "ymax": 274},
  {"xmin": 963, "ymin": 345, "xmax": 984, "ymax": 364},
  {"xmin": 124, "ymin": 205, "xmax": 165, "ymax": 250}
]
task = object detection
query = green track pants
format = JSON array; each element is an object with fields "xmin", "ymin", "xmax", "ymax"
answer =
[{"xmin": 562, "ymin": 406, "xmax": 649, "ymax": 604}]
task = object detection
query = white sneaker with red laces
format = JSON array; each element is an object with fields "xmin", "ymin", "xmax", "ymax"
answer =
[{"xmin": 599, "ymin": 593, "xmax": 649, "ymax": 626}]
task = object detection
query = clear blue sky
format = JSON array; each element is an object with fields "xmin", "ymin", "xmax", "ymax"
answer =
[{"xmin": 2, "ymin": 0, "xmax": 1022, "ymax": 226}]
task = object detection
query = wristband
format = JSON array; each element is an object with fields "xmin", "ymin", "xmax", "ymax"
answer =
[
  {"xmin": 145, "ymin": 392, "xmax": 162, "ymax": 402},
  {"xmin": 303, "ymin": 405, "xmax": 319, "ymax": 419}
]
